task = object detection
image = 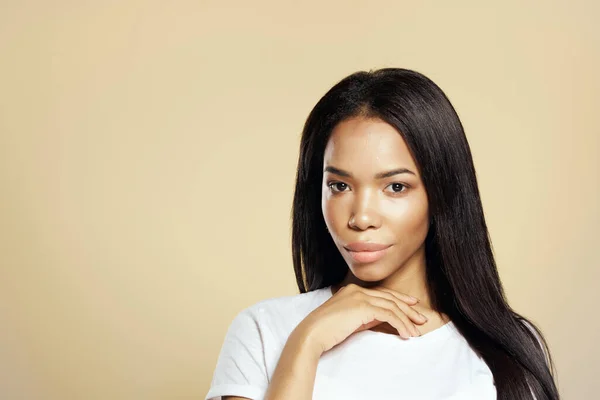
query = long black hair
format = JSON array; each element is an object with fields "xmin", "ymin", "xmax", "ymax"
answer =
[{"xmin": 291, "ymin": 68, "xmax": 559, "ymax": 400}]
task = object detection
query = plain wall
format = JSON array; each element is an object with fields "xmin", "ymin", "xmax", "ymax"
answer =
[{"xmin": 1, "ymin": 1, "xmax": 598, "ymax": 398}]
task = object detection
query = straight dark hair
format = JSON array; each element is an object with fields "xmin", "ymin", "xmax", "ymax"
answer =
[{"xmin": 291, "ymin": 68, "xmax": 559, "ymax": 400}]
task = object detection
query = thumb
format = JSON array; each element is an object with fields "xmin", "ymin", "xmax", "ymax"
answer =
[{"xmin": 354, "ymin": 319, "xmax": 383, "ymax": 333}]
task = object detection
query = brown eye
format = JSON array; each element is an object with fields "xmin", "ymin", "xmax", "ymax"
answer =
[
  {"xmin": 328, "ymin": 182, "xmax": 349, "ymax": 193},
  {"xmin": 385, "ymin": 182, "xmax": 407, "ymax": 193}
]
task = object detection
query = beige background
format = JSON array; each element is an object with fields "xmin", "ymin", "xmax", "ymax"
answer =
[{"xmin": 1, "ymin": 1, "xmax": 598, "ymax": 399}]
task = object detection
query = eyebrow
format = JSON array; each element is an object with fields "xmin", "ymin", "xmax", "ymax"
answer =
[{"xmin": 324, "ymin": 166, "xmax": 416, "ymax": 179}]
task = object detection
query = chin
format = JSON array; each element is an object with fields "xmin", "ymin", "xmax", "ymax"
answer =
[{"xmin": 347, "ymin": 264, "xmax": 391, "ymax": 282}]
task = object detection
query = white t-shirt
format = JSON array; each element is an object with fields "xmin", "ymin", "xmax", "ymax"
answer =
[{"xmin": 205, "ymin": 286, "xmax": 497, "ymax": 400}]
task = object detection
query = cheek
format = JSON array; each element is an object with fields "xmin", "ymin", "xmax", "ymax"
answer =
[
  {"xmin": 384, "ymin": 199, "xmax": 429, "ymax": 239},
  {"xmin": 322, "ymin": 195, "xmax": 348, "ymax": 232}
]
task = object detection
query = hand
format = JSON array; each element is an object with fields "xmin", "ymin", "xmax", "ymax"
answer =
[{"xmin": 297, "ymin": 283, "xmax": 429, "ymax": 356}]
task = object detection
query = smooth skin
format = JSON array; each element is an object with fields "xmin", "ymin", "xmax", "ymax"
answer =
[{"xmin": 224, "ymin": 117, "xmax": 450, "ymax": 400}]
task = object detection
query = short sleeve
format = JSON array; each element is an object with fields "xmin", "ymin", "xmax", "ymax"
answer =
[{"xmin": 205, "ymin": 307, "xmax": 269, "ymax": 400}]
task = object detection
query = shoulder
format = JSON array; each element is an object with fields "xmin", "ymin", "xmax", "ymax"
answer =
[
  {"xmin": 230, "ymin": 287, "xmax": 331, "ymax": 336},
  {"xmin": 206, "ymin": 287, "xmax": 332, "ymax": 400},
  {"xmin": 241, "ymin": 287, "xmax": 331, "ymax": 322}
]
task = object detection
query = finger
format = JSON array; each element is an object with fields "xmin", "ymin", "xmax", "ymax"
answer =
[
  {"xmin": 365, "ymin": 286, "xmax": 419, "ymax": 305},
  {"xmin": 367, "ymin": 297, "xmax": 418, "ymax": 338},
  {"xmin": 364, "ymin": 288, "xmax": 428, "ymax": 326},
  {"xmin": 379, "ymin": 298, "xmax": 421, "ymax": 337},
  {"xmin": 371, "ymin": 306, "xmax": 412, "ymax": 340},
  {"xmin": 354, "ymin": 319, "xmax": 383, "ymax": 333}
]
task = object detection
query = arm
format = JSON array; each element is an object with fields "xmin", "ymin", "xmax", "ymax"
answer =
[
  {"xmin": 221, "ymin": 325, "xmax": 321, "ymax": 400},
  {"xmin": 206, "ymin": 308, "xmax": 322, "ymax": 400},
  {"xmin": 263, "ymin": 325, "xmax": 322, "ymax": 400}
]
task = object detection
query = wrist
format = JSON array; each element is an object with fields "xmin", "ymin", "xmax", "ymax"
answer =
[{"xmin": 288, "ymin": 322, "xmax": 324, "ymax": 360}]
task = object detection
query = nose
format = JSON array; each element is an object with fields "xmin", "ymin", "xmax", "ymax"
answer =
[{"xmin": 348, "ymin": 189, "xmax": 382, "ymax": 231}]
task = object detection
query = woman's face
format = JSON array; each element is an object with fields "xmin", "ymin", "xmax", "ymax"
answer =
[{"xmin": 321, "ymin": 116, "xmax": 430, "ymax": 283}]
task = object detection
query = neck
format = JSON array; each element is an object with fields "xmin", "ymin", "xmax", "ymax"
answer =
[{"xmin": 333, "ymin": 246, "xmax": 434, "ymax": 309}]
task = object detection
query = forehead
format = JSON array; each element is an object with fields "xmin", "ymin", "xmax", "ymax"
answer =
[{"xmin": 324, "ymin": 117, "xmax": 419, "ymax": 175}]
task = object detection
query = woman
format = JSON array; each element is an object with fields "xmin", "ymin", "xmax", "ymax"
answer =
[{"xmin": 205, "ymin": 68, "xmax": 559, "ymax": 400}]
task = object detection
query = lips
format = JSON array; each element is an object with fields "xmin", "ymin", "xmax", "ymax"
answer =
[
  {"xmin": 344, "ymin": 242, "xmax": 391, "ymax": 252},
  {"xmin": 344, "ymin": 242, "xmax": 392, "ymax": 263}
]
